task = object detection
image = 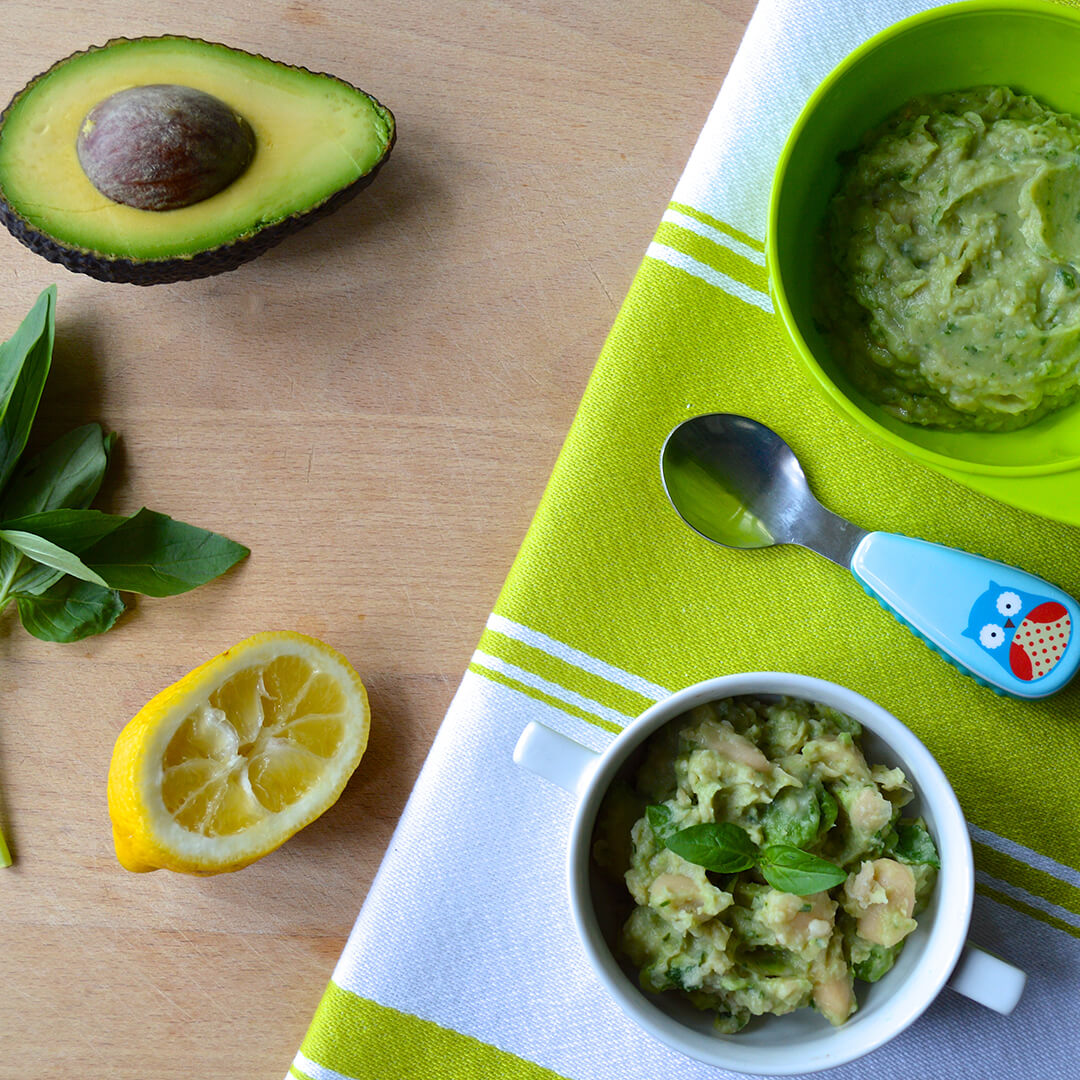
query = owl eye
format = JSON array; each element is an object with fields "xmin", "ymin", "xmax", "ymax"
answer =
[
  {"xmin": 996, "ymin": 591, "xmax": 1022, "ymax": 617},
  {"xmin": 980, "ymin": 624, "xmax": 1006, "ymax": 649}
]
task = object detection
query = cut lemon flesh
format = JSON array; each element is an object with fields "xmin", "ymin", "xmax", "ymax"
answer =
[{"xmin": 107, "ymin": 631, "xmax": 370, "ymax": 874}]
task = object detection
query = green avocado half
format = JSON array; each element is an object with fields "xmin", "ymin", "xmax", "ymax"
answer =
[{"xmin": 0, "ymin": 36, "xmax": 396, "ymax": 284}]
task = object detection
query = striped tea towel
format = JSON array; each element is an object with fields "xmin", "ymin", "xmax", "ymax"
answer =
[{"xmin": 290, "ymin": 2, "xmax": 1080, "ymax": 1077}]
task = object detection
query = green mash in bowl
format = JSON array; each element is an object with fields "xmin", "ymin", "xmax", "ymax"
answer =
[
  {"xmin": 820, "ymin": 86, "xmax": 1080, "ymax": 431},
  {"xmin": 592, "ymin": 698, "xmax": 938, "ymax": 1032}
]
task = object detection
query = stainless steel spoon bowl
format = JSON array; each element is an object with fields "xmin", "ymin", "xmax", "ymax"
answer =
[
  {"xmin": 660, "ymin": 413, "xmax": 1080, "ymax": 700},
  {"xmin": 661, "ymin": 412, "xmax": 865, "ymax": 566}
]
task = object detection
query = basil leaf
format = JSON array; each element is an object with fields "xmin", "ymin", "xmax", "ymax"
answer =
[
  {"xmin": 0, "ymin": 285, "xmax": 55, "ymax": 491},
  {"xmin": 0, "ymin": 505, "xmax": 125, "ymax": 596},
  {"xmin": 0, "ymin": 508, "xmax": 127, "ymax": 553},
  {"xmin": 646, "ymin": 804, "xmax": 675, "ymax": 839},
  {"xmin": 4, "ymin": 560, "xmax": 63, "ymax": 598},
  {"xmin": 0, "ymin": 507, "xmax": 248, "ymax": 598},
  {"xmin": 0, "ymin": 536, "xmax": 29, "ymax": 596},
  {"xmin": 76, "ymin": 508, "xmax": 249, "ymax": 596},
  {"xmin": 0, "ymin": 424, "xmax": 114, "ymax": 519},
  {"xmin": 758, "ymin": 844, "xmax": 848, "ymax": 896},
  {"xmin": 16, "ymin": 578, "xmax": 124, "ymax": 642},
  {"xmin": 892, "ymin": 819, "xmax": 940, "ymax": 869},
  {"xmin": 0, "ymin": 426, "xmax": 115, "ymax": 595},
  {"xmin": 0, "ymin": 528, "xmax": 107, "ymax": 587},
  {"xmin": 664, "ymin": 822, "xmax": 759, "ymax": 874}
]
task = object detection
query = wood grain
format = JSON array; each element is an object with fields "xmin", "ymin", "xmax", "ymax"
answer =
[{"xmin": 0, "ymin": 2, "xmax": 755, "ymax": 1076}]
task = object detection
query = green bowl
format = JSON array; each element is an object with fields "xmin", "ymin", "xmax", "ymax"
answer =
[{"xmin": 767, "ymin": 0, "xmax": 1080, "ymax": 525}]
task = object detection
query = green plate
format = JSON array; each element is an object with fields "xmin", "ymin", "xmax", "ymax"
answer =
[{"xmin": 768, "ymin": 0, "xmax": 1080, "ymax": 525}]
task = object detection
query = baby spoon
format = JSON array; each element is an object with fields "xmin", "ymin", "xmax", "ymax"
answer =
[{"xmin": 660, "ymin": 413, "xmax": 1080, "ymax": 699}]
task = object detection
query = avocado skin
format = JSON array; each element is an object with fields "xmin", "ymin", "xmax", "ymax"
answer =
[
  {"xmin": 0, "ymin": 156, "xmax": 393, "ymax": 285},
  {"xmin": 0, "ymin": 37, "xmax": 396, "ymax": 285}
]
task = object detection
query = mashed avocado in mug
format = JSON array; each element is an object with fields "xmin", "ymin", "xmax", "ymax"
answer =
[
  {"xmin": 592, "ymin": 698, "xmax": 938, "ymax": 1031},
  {"xmin": 819, "ymin": 86, "xmax": 1080, "ymax": 430}
]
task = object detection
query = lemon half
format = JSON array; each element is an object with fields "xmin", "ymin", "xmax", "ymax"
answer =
[{"xmin": 107, "ymin": 631, "xmax": 370, "ymax": 874}]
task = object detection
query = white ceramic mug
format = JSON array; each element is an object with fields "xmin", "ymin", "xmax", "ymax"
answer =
[{"xmin": 513, "ymin": 672, "xmax": 1026, "ymax": 1076}]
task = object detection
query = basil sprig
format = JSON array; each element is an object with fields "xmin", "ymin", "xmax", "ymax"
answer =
[
  {"xmin": 0, "ymin": 286, "xmax": 248, "ymax": 649},
  {"xmin": 651, "ymin": 807, "xmax": 848, "ymax": 896},
  {"xmin": 0, "ymin": 286, "xmax": 250, "ymax": 867}
]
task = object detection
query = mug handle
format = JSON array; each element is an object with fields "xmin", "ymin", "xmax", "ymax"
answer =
[
  {"xmin": 514, "ymin": 722, "xmax": 1028, "ymax": 1016},
  {"xmin": 513, "ymin": 721, "xmax": 600, "ymax": 797},
  {"xmin": 946, "ymin": 941, "xmax": 1026, "ymax": 1015}
]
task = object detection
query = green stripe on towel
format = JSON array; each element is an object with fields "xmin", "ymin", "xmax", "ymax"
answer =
[
  {"xmin": 668, "ymin": 201, "xmax": 766, "ymax": 251},
  {"xmin": 653, "ymin": 221, "xmax": 769, "ymax": 296},
  {"xmin": 976, "ymin": 881, "xmax": 1080, "ymax": 942},
  {"xmin": 477, "ymin": 627, "xmax": 654, "ymax": 720},
  {"xmin": 300, "ymin": 983, "xmax": 572, "ymax": 1080},
  {"xmin": 973, "ymin": 841, "xmax": 1080, "ymax": 921},
  {"xmin": 467, "ymin": 659, "xmax": 622, "ymax": 733}
]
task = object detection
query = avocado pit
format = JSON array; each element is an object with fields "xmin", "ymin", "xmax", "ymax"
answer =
[{"xmin": 76, "ymin": 83, "xmax": 255, "ymax": 211}]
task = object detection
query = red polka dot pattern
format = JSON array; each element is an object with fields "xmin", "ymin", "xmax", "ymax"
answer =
[{"xmin": 1018, "ymin": 615, "xmax": 1071, "ymax": 678}]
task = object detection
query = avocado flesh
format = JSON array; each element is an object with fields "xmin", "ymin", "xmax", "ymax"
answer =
[{"xmin": 0, "ymin": 36, "xmax": 394, "ymax": 281}]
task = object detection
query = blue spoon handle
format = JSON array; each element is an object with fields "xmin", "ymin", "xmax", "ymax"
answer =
[{"xmin": 850, "ymin": 532, "xmax": 1080, "ymax": 699}]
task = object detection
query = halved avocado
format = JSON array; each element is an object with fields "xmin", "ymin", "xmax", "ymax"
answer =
[{"xmin": 0, "ymin": 36, "xmax": 395, "ymax": 284}]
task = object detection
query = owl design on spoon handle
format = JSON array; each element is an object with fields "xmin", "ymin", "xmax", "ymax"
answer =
[
  {"xmin": 962, "ymin": 583, "xmax": 1072, "ymax": 682},
  {"xmin": 848, "ymin": 532, "xmax": 1080, "ymax": 698}
]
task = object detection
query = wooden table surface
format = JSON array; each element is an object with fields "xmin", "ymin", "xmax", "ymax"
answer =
[{"xmin": 0, "ymin": 2, "xmax": 754, "ymax": 1076}]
